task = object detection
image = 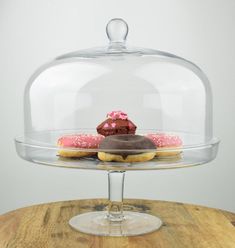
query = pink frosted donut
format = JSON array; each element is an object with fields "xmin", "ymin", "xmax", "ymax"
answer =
[
  {"xmin": 57, "ymin": 134, "xmax": 104, "ymax": 157},
  {"xmin": 145, "ymin": 133, "xmax": 182, "ymax": 157}
]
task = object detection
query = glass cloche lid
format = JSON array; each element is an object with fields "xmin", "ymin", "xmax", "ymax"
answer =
[{"xmin": 15, "ymin": 18, "xmax": 219, "ymax": 170}]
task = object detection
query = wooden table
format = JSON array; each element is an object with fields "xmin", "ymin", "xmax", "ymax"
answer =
[{"xmin": 0, "ymin": 199, "xmax": 235, "ymax": 248}]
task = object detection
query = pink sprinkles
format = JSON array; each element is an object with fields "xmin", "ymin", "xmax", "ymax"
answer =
[
  {"xmin": 58, "ymin": 134, "xmax": 104, "ymax": 149},
  {"xmin": 146, "ymin": 133, "xmax": 182, "ymax": 147},
  {"xmin": 107, "ymin": 110, "xmax": 128, "ymax": 120}
]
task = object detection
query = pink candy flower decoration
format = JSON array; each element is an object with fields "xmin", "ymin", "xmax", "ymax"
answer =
[
  {"xmin": 111, "ymin": 123, "xmax": 116, "ymax": 127},
  {"xmin": 107, "ymin": 111, "xmax": 128, "ymax": 120},
  {"xmin": 103, "ymin": 123, "xmax": 109, "ymax": 128}
]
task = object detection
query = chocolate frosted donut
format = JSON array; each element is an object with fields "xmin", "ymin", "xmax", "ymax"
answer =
[{"xmin": 98, "ymin": 134, "xmax": 156, "ymax": 162}]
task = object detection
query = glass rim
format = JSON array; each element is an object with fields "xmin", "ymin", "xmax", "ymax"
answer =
[{"xmin": 14, "ymin": 135, "xmax": 220, "ymax": 153}]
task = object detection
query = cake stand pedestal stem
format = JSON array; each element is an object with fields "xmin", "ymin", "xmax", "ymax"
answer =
[
  {"xmin": 69, "ymin": 169, "xmax": 162, "ymax": 236},
  {"xmin": 107, "ymin": 171, "xmax": 125, "ymax": 222}
]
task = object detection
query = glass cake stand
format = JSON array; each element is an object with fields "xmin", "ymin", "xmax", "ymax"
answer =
[
  {"xmin": 15, "ymin": 129, "xmax": 219, "ymax": 236},
  {"xmin": 15, "ymin": 18, "xmax": 220, "ymax": 237}
]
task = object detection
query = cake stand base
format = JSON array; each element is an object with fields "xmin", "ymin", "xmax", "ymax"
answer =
[{"xmin": 69, "ymin": 211, "xmax": 162, "ymax": 236}]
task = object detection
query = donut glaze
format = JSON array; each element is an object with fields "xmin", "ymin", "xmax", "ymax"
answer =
[
  {"xmin": 98, "ymin": 134, "xmax": 156, "ymax": 161},
  {"xmin": 58, "ymin": 134, "xmax": 104, "ymax": 148},
  {"xmin": 145, "ymin": 133, "xmax": 182, "ymax": 147},
  {"xmin": 57, "ymin": 134, "xmax": 104, "ymax": 157}
]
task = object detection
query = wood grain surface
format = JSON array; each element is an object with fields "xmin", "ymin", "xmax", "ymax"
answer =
[{"xmin": 0, "ymin": 199, "xmax": 235, "ymax": 248}]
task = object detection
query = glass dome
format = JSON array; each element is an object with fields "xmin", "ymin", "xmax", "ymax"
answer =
[{"xmin": 15, "ymin": 18, "xmax": 219, "ymax": 170}]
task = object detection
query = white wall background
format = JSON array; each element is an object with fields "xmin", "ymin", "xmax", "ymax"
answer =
[{"xmin": 0, "ymin": 0, "xmax": 235, "ymax": 214}]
